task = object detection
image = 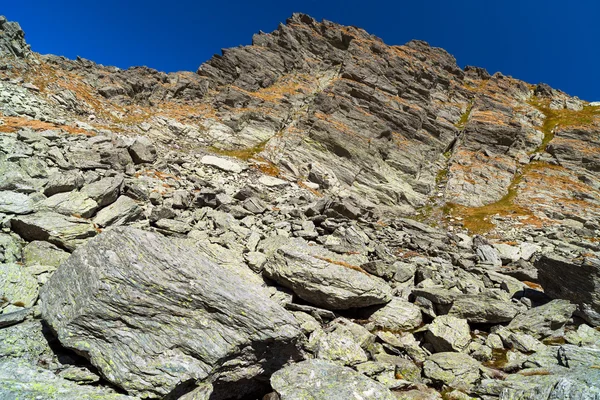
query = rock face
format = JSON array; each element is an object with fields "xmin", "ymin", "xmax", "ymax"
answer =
[
  {"xmin": 41, "ymin": 227, "xmax": 303, "ymax": 398},
  {"xmin": 536, "ymin": 254, "xmax": 600, "ymax": 325}
]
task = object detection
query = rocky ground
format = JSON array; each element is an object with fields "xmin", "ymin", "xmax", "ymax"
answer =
[{"xmin": 0, "ymin": 13, "xmax": 599, "ymax": 400}]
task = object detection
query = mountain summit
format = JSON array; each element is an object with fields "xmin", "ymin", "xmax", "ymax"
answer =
[{"xmin": 0, "ymin": 13, "xmax": 599, "ymax": 399}]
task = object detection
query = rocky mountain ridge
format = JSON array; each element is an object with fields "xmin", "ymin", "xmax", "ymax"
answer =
[{"xmin": 0, "ymin": 13, "xmax": 599, "ymax": 400}]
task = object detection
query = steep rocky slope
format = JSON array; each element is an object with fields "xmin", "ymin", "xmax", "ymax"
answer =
[{"xmin": 0, "ymin": 13, "xmax": 599, "ymax": 400}]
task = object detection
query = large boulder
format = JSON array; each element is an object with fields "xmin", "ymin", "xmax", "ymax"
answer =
[
  {"xmin": 40, "ymin": 227, "xmax": 303, "ymax": 398},
  {"xmin": 263, "ymin": 239, "xmax": 392, "ymax": 310},
  {"xmin": 270, "ymin": 359, "xmax": 396, "ymax": 400},
  {"xmin": 536, "ymin": 253, "xmax": 600, "ymax": 326}
]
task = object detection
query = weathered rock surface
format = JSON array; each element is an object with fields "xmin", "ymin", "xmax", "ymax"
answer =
[
  {"xmin": 41, "ymin": 227, "xmax": 303, "ymax": 398},
  {"xmin": 263, "ymin": 238, "xmax": 392, "ymax": 309},
  {"xmin": 270, "ymin": 359, "xmax": 395, "ymax": 400},
  {"xmin": 507, "ymin": 299, "xmax": 576, "ymax": 339},
  {"xmin": 0, "ymin": 359, "xmax": 134, "ymax": 400},
  {"xmin": 536, "ymin": 254, "xmax": 600, "ymax": 326},
  {"xmin": 10, "ymin": 212, "xmax": 97, "ymax": 251},
  {"xmin": 423, "ymin": 352, "xmax": 481, "ymax": 391}
]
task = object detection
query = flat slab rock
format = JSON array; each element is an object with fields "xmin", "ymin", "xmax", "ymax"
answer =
[
  {"xmin": 11, "ymin": 212, "xmax": 98, "ymax": 251},
  {"xmin": 270, "ymin": 359, "xmax": 395, "ymax": 400},
  {"xmin": 263, "ymin": 238, "xmax": 392, "ymax": 310},
  {"xmin": 40, "ymin": 227, "xmax": 303, "ymax": 399}
]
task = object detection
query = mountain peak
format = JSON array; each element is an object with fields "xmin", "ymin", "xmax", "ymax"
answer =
[{"xmin": 0, "ymin": 15, "xmax": 31, "ymax": 58}]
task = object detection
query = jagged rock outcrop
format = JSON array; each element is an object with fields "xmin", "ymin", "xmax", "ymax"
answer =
[{"xmin": 0, "ymin": 16, "xmax": 30, "ymax": 58}]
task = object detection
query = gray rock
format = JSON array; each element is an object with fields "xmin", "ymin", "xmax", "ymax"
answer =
[
  {"xmin": 41, "ymin": 227, "xmax": 303, "ymax": 398},
  {"xmin": 565, "ymin": 324, "xmax": 600, "ymax": 347},
  {"xmin": 0, "ymin": 233, "xmax": 22, "ymax": 263},
  {"xmin": 476, "ymin": 244, "xmax": 502, "ymax": 267},
  {"xmin": 536, "ymin": 253, "xmax": 600, "ymax": 326},
  {"xmin": 493, "ymin": 243, "xmax": 521, "ymax": 264},
  {"xmin": 22, "ymin": 240, "xmax": 69, "ymax": 268},
  {"xmin": 0, "ymin": 307, "xmax": 30, "ymax": 328},
  {"xmin": 0, "ymin": 320, "xmax": 54, "ymax": 362},
  {"xmin": 426, "ymin": 315, "xmax": 471, "ymax": 353},
  {"xmin": 270, "ymin": 359, "xmax": 396, "ymax": 400},
  {"xmin": 128, "ymin": 136, "xmax": 157, "ymax": 164},
  {"xmin": 44, "ymin": 170, "xmax": 85, "ymax": 196},
  {"xmin": 154, "ymin": 218, "xmax": 192, "ymax": 234},
  {"xmin": 11, "ymin": 212, "xmax": 97, "ymax": 251},
  {"xmin": 365, "ymin": 298, "xmax": 423, "ymax": 331},
  {"xmin": 423, "ymin": 352, "xmax": 481, "ymax": 391},
  {"xmin": 80, "ymin": 175, "xmax": 123, "ymax": 207},
  {"xmin": 507, "ymin": 299, "xmax": 576, "ymax": 339},
  {"xmin": 0, "ymin": 158, "xmax": 38, "ymax": 193},
  {"xmin": 0, "ymin": 191, "xmax": 33, "ymax": 214},
  {"xmin": 449, "ymin": 294, "xmax": 521, "ymax": 323},
  {"xmin": 263, "ymin": 239, "xmax": 392, "ymax": 310},
  {"xmin": 200, "ymin": 155, "xmax": 244, "ymax": 173},
  {"xmin": 0, "ymin": 263, "xmax": 39, "ymax": 310},
  {"xmin": 310, "ymin": 329, "xmax": 369, "ymax": 366},
  {"xmin": 487, "ymin": 367, "xmax": 600, "ymax": 400},
  {"xmin": 37, "ymin": 191, "xmax": 98, "ymax": 218},
  {"xmin": 93, "ymin": 195, "xmax": 143, "ymax": 227},
  {"xmin": 0, "ymin": 359, "xmax": 134, "ymax": 399},
  {"xmin": 259, "ymin": 175, "xmax": 288, "ymax": 187}
]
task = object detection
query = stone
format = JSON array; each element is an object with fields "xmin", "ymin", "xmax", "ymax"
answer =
[
  {"xmin": 242, "ymin": 197, "xmax": 268, "ymax": 214},
  {"xmin": 11, "ymin": 212, "xmax": 97, "ymax": 251},
  {"xmin": 310, "ymin": 329, "xmax": 369, "ymax": 366},
  {"xmin": 200, "ymin": 155, "xmax": 244, "ymax": 173},
  {"xmin": 259, "ymin": 175, "xmax": 288, "ymax": 187},
  {"xmin": 128, "ymin": 136, "xmax": 157, "ymax": 164},
  {"xmin": 0, "ymin": 233, "xmax": 22, "ymax": 263},
  {"xmin": 0, "ymin": 320, "xmax": 54, "ymax": 362},
  {"xmin": 0, "ymin": 359, "xmax": 134, "ymax": 399},
  {"xmin": 154, "ymin": 218, "xmax": 192, "ymax": 234},
  {"xmin": 37, "ymin": 191, "xmax": 98, "ymax": 218},
  {"xmin": 0, "ymin": 191, "xmax": 33, "ymax": 214},
  {"xmin": 41, "ymin": 227, "xmax": 303, "ymax": 398},
  {"xmin": 364, "ymin": 298, "xmax": 423, "ymax": 331},
  {"xmin": 423, "ymin": 352, "xmax": 481, "ymax": 391},
  {"xmin": 22, "ymin": 240, "xmax": 70, "ymax": 268},
  {"xmin": 448, "ymin": 294, "xmax": 521, "ymax": 324},
  {"xmin": 263, "ymin": 239, "xmax": 392, "ymax": 310},
  {"xmin": 507, "ymin": 299, "xmax": 576, "ymax": 339},
  {"xmin": 80, "ymin": 175, "xmax": 123, "ymax": 207},
  {"xmin": 270, "ymin": 359, "xmax": 395, "ymax": 400},
  {"xmin": 93, "ymin": 195, "xmax": 143, "ymax": 227},
  {"xmin": 536, "ymin": 253, "xmax": 600, "ymax": 326},
  {"xmin": 493, "ymin": 243, "xmax": 521, "ymax": 263},
  {"xmin": 0, "ymin": 307, "xmax": 30, "ymax": 328},
  {"xmin": 425, "ymin": 315, "xmax": 471, "ymax": 353},
  {"xmin": 476, "ymin": 244, "xmax": 502, "ymax": 267},
  {"xmin": 0, "ymin": 263, "xmax": 38, "ymax": 310},
  {"xmin": 44, "ymin": 170, "xmax": 85, "ymax": 196},
  {"xmin": 0, "ymin": 158, "xmax": 38, "ymax": 193},
  {"xmin": 565, "ymin": 324, "xmax": 600, "ymax": 347}
]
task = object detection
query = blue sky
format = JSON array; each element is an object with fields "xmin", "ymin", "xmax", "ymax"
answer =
[{"xmin": 4, "ymin": 0, "xmax": 599, "ymax": 100}]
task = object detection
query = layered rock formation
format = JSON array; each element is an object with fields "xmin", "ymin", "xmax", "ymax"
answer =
[{"xmin": 0, "ymin": 13, "xmax": 598, "ymax": 400}]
